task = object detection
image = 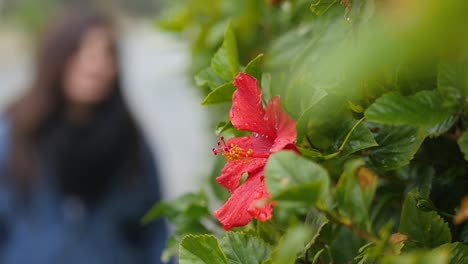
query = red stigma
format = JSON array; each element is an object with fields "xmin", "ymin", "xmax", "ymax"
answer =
[{"xmin": 213, "ymin": 137, "xmax": 229, "ymax": 156}]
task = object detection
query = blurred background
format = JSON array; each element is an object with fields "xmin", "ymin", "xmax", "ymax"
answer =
[{"xmin": 0, "ymin": 0, "xmax": 212, "ymax": 200}]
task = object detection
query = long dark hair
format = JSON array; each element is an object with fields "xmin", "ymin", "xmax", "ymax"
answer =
[{"xmin": 7, "ymin": 7, "xmax": 142, "ymax": 202}]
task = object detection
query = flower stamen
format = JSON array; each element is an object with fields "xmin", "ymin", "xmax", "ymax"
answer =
[{"xmin": 212, "ymin": 136, "xmax": 268, "ymax": 161}]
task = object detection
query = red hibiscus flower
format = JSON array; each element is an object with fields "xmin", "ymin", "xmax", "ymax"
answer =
[{"xmin": 212, "ymin": 72, "xmax": 297, "ymax": 230}]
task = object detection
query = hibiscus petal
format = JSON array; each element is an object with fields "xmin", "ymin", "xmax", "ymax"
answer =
[
  {"xmin": 246, "ymin": 175, "xmax": 274, "ymax": 222},
  {"xmin": 231, "ymin": 73, "xmax": 274, "ymax": 138},
  {"xmin": 216, "ymin": 136, "xmax": 271, "ymax": 192},
  {"xmin": 215, "ymin": 170, "xmax": 273, "ymax": 230},
  {"xmin": 216, "ymin": 159, "xmax": 266, "ymax": 192},
  {"xmin": 225, "ymin": 135, "xmax": 272, "ymax": 155},
  {"xmin": 264, "ymin": 96, "xmax": 297, "ymax": 152}
]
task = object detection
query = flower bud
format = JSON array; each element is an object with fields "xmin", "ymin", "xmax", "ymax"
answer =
[{"xmin": 415, "ymin": 197, "xmax": 436, "ymax": 212}]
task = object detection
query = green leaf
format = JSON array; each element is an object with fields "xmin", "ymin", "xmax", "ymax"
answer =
[
  {"xmin": 436, "ymin": 243, "xmax": 468, "ymax": 264},
  {"xmin": 201, "ymin": 83, "xmax": 236, "ymax": 105},
  {"xmin": 211, "ymin": 22, "xmax": 239, "ymax": 81},
  {"xmin": 380, "ymin": 250, "xmax": 449, "ymax": 264},
  {"xmin": 311, "ymin": 249, "xmax": 326, "ymax": 264},
  {"xmin": 290, "ymin": 85, "xmax": 330, "ymax": 123},
  {"xmin": 347, "ymin": 100, "xmax": 365, "ymax": 113},
  {"xmin": 437, "ymin": 61, "xmax": 468, "ymax": 103},
  {"xmin": 220, "ymin": 232, "xmax": 272, "ymax": 264},
  {"xmin": 271, "ymin": 226, "xmax": 313, "ymax": 264},
  {"xmin": 395, "ymin": 63, "xmax": 438, "ymax": 95},
  {"xmin": 355, "ymin": 222, "xmax": 396, "ymax": 263},
  {"xmin": 310, "ymin": 0, "xmax": 339, "ymax": 16},
  {"xmin": 143, "ymin": 193, "xmax": 211, "ymax": 261},
  {"xmin": 399, "ymin": 190, "xmax": 452, "ymax": 250},
  {"xmin": 365, "ymin": 91, "xmax": 456, "ymax": 128},
  {"xmin": 461, "ymin": 224, "xmax": 468, "ymax": 244},
  {"xmin": 244, "ymin": 54, "xmax": 263, "ymax": 81},
  {"xmin": 215, "ymin": 121, "xmax": 234, "ymax": 135},
  {"xmin": 414, "ymin": 197, "xmax": 437, "ymax": 212},
  {"xmin": 195, "ymin": 67, "xmax": 226, "ymax": 90},
  {"xmin": 162, "ymin": 235, "xmax": 179, "ymax": 262},
  {"xmin": 297, "ymin": 146, "xmax": 322, "ymax": 159},
  {"xmin": 332, "ymin": 119, "xmax": 378, "ymax": 157},
  {"xmin": 141, "ymin": 192, "xmax": 209, "ymax": 225},
  {"xmin": 155, "ymin": 8, "xmax": 192, "ymax": 32},
  {"xmin": 457, "ymin": 132, "xmax": 468, "ymax": 161},
  {"xmin": 296, "ymin": 95, "xmax": 346, "ymax": 148},
  {"xmin": 261, "ymin": 73, "xmax": 272, "ymax": 101},
  {"xmin": 265, "ymin": 151, "xmax": 331, "ymax": 209},
  {"xmin": 256, "ymin": 221, "xmax": 283, "ymax": 245},
  {"xmin": 305, "ymin": 208, "xmax": 329, "ymax": 247},
  {"xmin": 162, "ymin": 222, "xmax": 210, "ymax": 262},
  {"xmin": 426, "ymin": 116, "xmax": 458, "ymax": 138},
  {"xmin": 208, "ymin": 156, "xmax": 230, "ymax": 202},
  {"xmin": 335, "ymin": 159, "xmax": 377, "ymax": 229},
  {"xmin": 329, "ymin": 226, "xmax": 362, "ymax": 263},
  {"xmin": 179, "ymin": 235, "xmax": 228, "ymax": 264},
  {"xmin": 399, "ymin": 164, "xmax": 435, "ymax": 198},
  {"xmin": 366, "ymin": 125, "xmax": 426, "ymax": 171}
]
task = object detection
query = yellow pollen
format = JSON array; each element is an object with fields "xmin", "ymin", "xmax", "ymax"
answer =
[{"xmin": 222, "ymin": 144, "xmax": 254, "ymax": 161}]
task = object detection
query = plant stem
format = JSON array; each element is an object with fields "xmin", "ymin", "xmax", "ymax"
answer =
[
  {"xmin": 338, "ymin": 117, "xmax": 365, "ymax": 153},
  {"xmin": 316, "ymin": 208, "xmax": 380, "ymax": 243},
  {"xmin": 322, "ymin": 117, "xmax": 366, "ymax": 160},
  {"xmin": 439, "ymin": 211, "xmax": 455, "ymax": 218},
  {"xmin": 321, "ymin": 151, "xmax": 340, "ymax": 160}
]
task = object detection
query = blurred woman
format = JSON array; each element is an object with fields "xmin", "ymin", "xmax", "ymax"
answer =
[{"xmin": 0, "ymin": 7, "xmax": 167, "ymax": 264}]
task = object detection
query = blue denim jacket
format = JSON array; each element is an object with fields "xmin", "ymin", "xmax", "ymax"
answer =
[{"xmin": 0, "ymin": 119, "xmax": 168, "ymax": 264}]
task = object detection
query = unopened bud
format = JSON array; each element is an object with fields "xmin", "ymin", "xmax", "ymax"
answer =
[
  {"xmin": 357, "ymin": 167, "xmax": 377, "ymax": 188},
  {"xmin": 390, "ymin": 233, "xmax": 408, "ymax": 244},
  {"xmin": 415, "ymin": 197, "xmax": 436, "ymax": 212},
  {"xmin": 454, "ymin": 196, "xmax": 468, "ymax": 225}
]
